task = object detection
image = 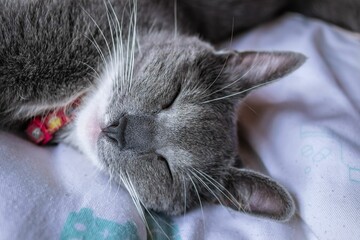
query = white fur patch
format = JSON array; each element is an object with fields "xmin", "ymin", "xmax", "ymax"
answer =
[{"xmin": 71, "ymin": 69, "xmax": 115, "ymax": 169}]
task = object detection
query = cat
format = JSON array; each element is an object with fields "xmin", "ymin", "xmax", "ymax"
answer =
[{"xmin": 0, "ymin": 0, "xmax": 357, "ymax": 222}]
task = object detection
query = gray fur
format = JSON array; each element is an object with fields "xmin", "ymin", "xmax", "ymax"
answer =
[{"xmin": 0, "ymin": 0, "xmax": 357, "ymax": 221}]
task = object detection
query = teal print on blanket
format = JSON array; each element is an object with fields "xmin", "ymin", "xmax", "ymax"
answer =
[
  {"xmin": 146, "ymin": 212, "xmax": 182, "ymax": 240},
  {"xmin": 300, "ymin": 125, "xmax": 360, "ymax": 183},
  {"xmin": 60, "ymin": 208, "xmax": 140, "ymax": 240},
  {"xmin": 349, "ymin": 167, "xmax": 360, "ymax": 183}
]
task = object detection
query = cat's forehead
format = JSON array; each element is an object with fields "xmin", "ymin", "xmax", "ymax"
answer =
[
  {"xmin": 123, "ymin": 49, "xmax": 207, "ymax": 94},
  {"xmin": 138, "ymin": 36, "xmax": 213, "ymax": 64},
  {"xmin": 135, "ymin": 51, "xmax": 196, "ymax": 79},
  {"xmin": 103, "ymin": 37, "xmax": 228, "ymax": 118}
]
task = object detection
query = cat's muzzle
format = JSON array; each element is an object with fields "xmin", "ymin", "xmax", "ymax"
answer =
[{"xmin": 101, "ymin": 114, "xmax": 156, "ymax": 152}]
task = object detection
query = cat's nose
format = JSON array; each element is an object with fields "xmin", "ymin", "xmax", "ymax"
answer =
[
  {"xmin": 102, "ymin": 116, "xmax": 127, "ymax": 147},
  {"xmin": 102, "ymin": 114, "xmax": 155, "ymax": 151}
]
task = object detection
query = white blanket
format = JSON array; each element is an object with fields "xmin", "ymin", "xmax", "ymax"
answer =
[{"xmin": 1, "ymin": 13, "xmax": 359, "ymax": 240}]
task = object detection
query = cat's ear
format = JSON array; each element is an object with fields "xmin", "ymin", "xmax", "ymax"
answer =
[
  {"xmin": 216, "ymin": 168, "xmax": 295, "ymax": 221},
  {"xmin": 214, "ymin": 51, "xmax": 306, "ymax": 98}
]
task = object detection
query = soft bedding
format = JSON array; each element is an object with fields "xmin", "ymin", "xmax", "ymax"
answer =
[{"xmin": 0, "ymin": 13, "xmax": 359, "ymax": 240}]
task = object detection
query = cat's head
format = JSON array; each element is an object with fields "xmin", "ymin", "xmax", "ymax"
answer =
[{"xmin": 75, "ymin": 36, "xmax": 305, "ymax": 221}]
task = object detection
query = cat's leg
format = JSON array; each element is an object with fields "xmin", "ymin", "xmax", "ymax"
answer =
[
  {"xmin": 0, "ymin": 0, "xmax": 102, "ymax": 129},
  {"xmin": 0, "ymin": 69, "xmax": 94, "ymax": 129},
  {"xmin": 0, "ymin": 28, "xmax": 98, "ymax": 129}
]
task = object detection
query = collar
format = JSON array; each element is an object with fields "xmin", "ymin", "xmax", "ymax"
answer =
[{"xmin": 26, "ymin": 99, "xmax": 81, "ymax": 145}]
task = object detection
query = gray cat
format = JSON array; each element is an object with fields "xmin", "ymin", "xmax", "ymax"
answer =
[{"xmin": 0, "ymin": 0, "xmax": 358, "ymax": 222}]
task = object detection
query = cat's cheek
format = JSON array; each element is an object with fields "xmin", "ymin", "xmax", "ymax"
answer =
[
  {"xmin": 74, "ymin": 106, "xmax": 103, "ymax": 169},
  {"xmin": 84, "ymin": 117, "xmax": 101, "ymax": 147}
]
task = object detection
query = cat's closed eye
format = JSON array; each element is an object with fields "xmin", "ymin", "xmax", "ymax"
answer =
[
  {"xmin": 156, "ymin": 154, "xmax": 173, "ymax": 180},
  {"xmin": 160, "ymin": 85, "xmax": 181, "ymax": 110}
]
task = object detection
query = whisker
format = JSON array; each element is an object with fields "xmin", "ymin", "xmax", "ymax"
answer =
[
  {"xmin": 181, "ymin": 174, "xmax": 187, "ymax": 218},
  {"xmin": 103, "ymin": 1, "xmax": 116, "ymax": 61},
  {"xmin": 112, "ymin": 171, "xmax": 122, "ymax": 201},
  {"xmin": 103, "ymin": 1, "xmax": 119, "ymax": 93},
  {"xmin": 190, "ymin": 170, "xmax": 225, "ymax": 207},
  {"xmin": 85, "ymin": 166, "xmax": 110, "ymax": 198},
  {"xmin": 199, "ymin": 19, "xmax": 237, "ymax": 97},
  {"xmin": 186, "ymin": 172, "xmax": 205, "ymax": 231},
  {"xmin": 242, "ymin": 100, "xmax": 258, "ymax": 115},
  {"xmin": 77, "ymin": 61, "xmax": 101, "ymax": 79},
  {"xmin": 127, "ymin": 0, "xmax": 137, "ymax": 93},
  {"xmin": 145, "ymin": 211, "xmax": 173, "ymax": 240},
  {"xmin": 81, "ymin": 6, "xmax": 113, "ymax": 64},
  {"xmin": 83, "ymin": 34, "xmax": 107, "ymax": 68},
  {"xmin": 201, "ymin": 55, "xmax": 229, "ymax": 95},
  {"xmin": 202, "ymin": 52, "xmax": 260, "ymax": 102},
  {"xmin": 124, "ymin": 171, "xmax": 172, "ymax": 240},
  {"xmin": 201, "ymin": 78, "xmax": 277, "ymax": 104},
  {"xmin": 85, "ymin": 72, "xmax": 100, "ymax": 81},
  {"xmin": 199, "ymin": 17, "xmax": 236, "ymax": 97},
  {"xmin": 98, "ymin": 166, "xmax": 117, "ymax": 203},
  {"xmin": 173, "ymin": 0, "xmax": 178, "ymax": 39},
  {"xmin": 227, "ymin": 16, "xmax": 235, "ymax": 50},
  {"xmin": 122, "ymin": 172, "xmax": 148, "ymax": 229},
  {"xmin": 104, "ymin": 167, "xmax": 114, "ymax": 197},
  {"xmin": 105, "ymin": 0, "xmax": 123, "ymax": 93},
  {"xmin": 191, "ymin": 167, "xmax": 243, "ymax": 211}
]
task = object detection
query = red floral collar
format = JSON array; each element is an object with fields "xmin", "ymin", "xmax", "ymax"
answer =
[{"xmin": 26, "ymin": 100, "xmax": 81, "ymax": 145}]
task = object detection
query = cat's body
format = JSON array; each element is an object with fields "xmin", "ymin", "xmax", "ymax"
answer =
[{"xmin": 0, "ymin": 0, "xmax": 358, "ymax": 221}]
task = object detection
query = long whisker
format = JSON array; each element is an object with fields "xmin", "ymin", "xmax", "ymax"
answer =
[
  {"xmin": 201, "ymin": 78, "xmax": 277, "ymax": 104},
  {"xmin": 189, "ymin": 170, "xmax": 225, "ymax": 208},
  {"xmin": 77, "ymin": 61, "xmax": 101, "ymax": 79},
  {"xmin": 124, "ymin": 171, "xmax": 172, "ymax": 240},
  {"xmin": 242, "ymin": 100, "xmax": 258, "ymax": 115},
  {"xmin": 86, "ymin": 165, "xmax": 109, "ymax": 198},
  {"xmin": 227, "ymin": 16, "xmax": 235, "ymax": 50},
  {"xmin": 105, "ymin": 167, "xmax": 115, "ymax": 198},
  {"xmin": 202, "ymin": 55, "xmax": 229, "ymax": 94},
  {"xmin": 103, "ymin": 0, "xmax": 120, "ymax": 94},
  {"xmin": 181, "ymin": 174, "xmax": 187, "ymax": 218},
  {"xmin": 104, "ymin": 1, "xmax": 116, "ymax": 61},
  {"xmin": 202, "ymin": 53, "xmax": 260, "ymax": 103},
  {"xmin": 81, "ymin": 6, "xmax": 113, "ymax": 64},
  {"xmin": 173, "ymin": 0, "xmax": 178, "ymax": 39},
  {"xmin": 127, "ymin": 0, "xmax": 137, "ymax": 93},
  {"xmin": 145, "ymin": 211, "xmax": 173, "ymax": 240},
  {"xmin": 105, "ymin": 0, "xmax": 120, "ymax": 92},
  {"xmin": 186, "ymin": 172, "xmax": 205, "ymax": 229},
  {"xmin": 114, "ymin": 172, "xmax": 125, "ymax": 202},
  {"xmin": 84, "ymin": 34, "xmax": 107, "ymax": 67},
  {"xmin": 121, "ymin": 172, "xmax": 148, "ymax": 230},
  {"xmin": 110, "ymin": 0, "xmax": 127, "ymax": 93},
  {"xmin": 198, "ymin": 19, "xmax": 237, "ymax": 97},
  {"xmin": 197, "ymin": 17, "xmax": 236, "ymax": 98},
  {"xmin": 191, "ymin": 167, "xmax": 243, "ymax": 210}
]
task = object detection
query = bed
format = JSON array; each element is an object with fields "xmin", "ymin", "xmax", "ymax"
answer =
[{"xmin": 1, "ymin": 13, "xmax": 359, "ymax": 240}]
